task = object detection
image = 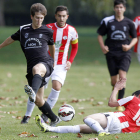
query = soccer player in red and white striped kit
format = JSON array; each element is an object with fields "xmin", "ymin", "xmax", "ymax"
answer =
[
  {"xmin": 21, "ymin": 5, "xmax": 78, "ymax": 124},
  {"xmin": 133, "ymin": 16, "xmax": 140, "ymax": 63}
]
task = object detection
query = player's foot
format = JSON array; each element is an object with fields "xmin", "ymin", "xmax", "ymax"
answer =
[
  {"xmin": 116, "ymin": 106, "xmax": 124, "ymax": 112},
  {"xmin": 50, "ymin": 117, "xmax": 61, "ymax": 127},
  {"xmin": 98, "ymin": 130, "xmax": 110, "ymax": 136},
  {"xmin": 21, "ymin": 116, "xmax": 31, "ymax": 124},
  {"xmin": 41, "ymin": 113, "xmax": 49, "ymax": 124},
  {"xmin": 24, "ymin": 85, "xmax": 36, "ymax": 102},
  {"xmin": 35, "ymin": 115, "xmax": 50, "ymax": 132}
]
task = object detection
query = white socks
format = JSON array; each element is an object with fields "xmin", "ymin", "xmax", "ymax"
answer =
[
  {"xmin": 47, "ymin": 88, "xmax": 60, "ymax": 109},
  {"xmin": 25, "ymin": 98, "xmax": 35, "ymax": 116},
  {"xmin": 84, "ymin": 118, "xmax": 103, "ymax": 133},
  {"xmin": 49, "ymin": 125, "xmax": 80, "ymax": 133}
]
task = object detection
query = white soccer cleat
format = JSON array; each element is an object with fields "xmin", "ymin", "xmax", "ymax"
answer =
[
  {"xmin": 50, "ymin": 116, "xmax": 61, "ymax": 127},
  {"xmin": 24, "ymin": 85, "xmax": 36, "ymax": 102}
]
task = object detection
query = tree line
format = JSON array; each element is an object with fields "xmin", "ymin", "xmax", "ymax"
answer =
[{"xmin": 0, "ymin": 0, "xmax": 139, "ymax": 26}]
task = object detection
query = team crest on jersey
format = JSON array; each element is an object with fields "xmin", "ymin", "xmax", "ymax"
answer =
[
  {"xmin": 25, "ymin": 33, "xmax": 29, "ymax": 38},
  {"xmin": 111, "ymin": 25, "xmax": 115, "ymax": 31},
  {"xmin": 39, "ymin": 34, "xmax": 43, "ymax": 38},
  {"xmin": 123, "ymin": 26, "xmax": 127, "ymax": 31},
  {"xmin": 63, "ymin": 36, "xmax": 67, "ymax": 40}
]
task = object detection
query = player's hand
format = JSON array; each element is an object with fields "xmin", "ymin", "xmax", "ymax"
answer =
[
  {"xmin": 65, "ymin": 61, "xmax": 71, "ymax": 70},
  {"xmin": 122, "ymin": 44, "xmax": 130, "ymax": 51},
  {"xmin": 114, "ymin": 78, "xmax": 127, "ymax": 90},
  {"xmin": 102, "ymin": 46, "xmax": 109, "ymax": 54}
]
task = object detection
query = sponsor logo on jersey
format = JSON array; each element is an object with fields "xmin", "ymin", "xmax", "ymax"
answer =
[
  {"xmin": 55, "ymin": 41, "xmax": 63, "ymax": 52},
  {"xmin": 123, "ymin": 26, "xmax": 127, "ymax": 31},
  {"xmin": 111, "ymin": 25, "xmax": 115, "ymax": 31},
  {"xmin": 24, "ymin": 38, "xmax": 42, "ymax": 49},
  {"xmin": 25, "ymin": 33, "xmax": 29, "ymax": 38},
  {"xmin": 63, "ymin": 36, "xmax": 67, "ymax": 40},
  {"xmin": 39, "ymin": 34, "xmax": 43, "ymax": 38},
  {"xmin": 111, "ymin": 30, "xmax": 126, "ymax": 40}
]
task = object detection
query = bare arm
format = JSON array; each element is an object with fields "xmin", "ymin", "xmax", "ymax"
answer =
[
  {"xmin": 108, "ymin": 78, "xmax": 127, "ymax": 107},
  {"xmin": 48, "ymin": 44, "xmax": 55, "ymax": 62},
  {"xmin": 0, "ymin": 37, "xmax": 15, "ymax": 49},
  {"xmin": 97, "ymin": 35, "xmax": 109, "ymax": 54},
  {"xmin": 122, "ymin": 38, "xmax": 138, "ymax": 51}
]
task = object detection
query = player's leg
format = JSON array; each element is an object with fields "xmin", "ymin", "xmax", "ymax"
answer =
[
  {"xmin": 21, "ymin": 98, "xmax": 35, "ymax": 124},
  {"xmin": 118, "ymin": 70, "xmax": 126, "ymax": 99},
  {"xmin": 46, "ymin": 65, "xmax": 67, "ymax": 109},
  {"xmin": 35, "ymin": 115, "xmax": 91, "ymax": 134},
  {"xmin": 47, "ymin": 80, "xmax": 61, "ymax": 109},
  {"xmin": 36, "ymin": 87, "xmax": 60, "ymax": 126},
  {"xmin": 83, "ymin": 113, "xmax": 110, "ymax": 136}
]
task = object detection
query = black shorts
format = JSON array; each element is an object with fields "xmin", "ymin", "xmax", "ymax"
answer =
[
  {"xmin": 105, "ymin": 52, "xmax": 131, "ymax": 76},
  {"xmin": 26, "ymin": 62, "xmax": 53, "ymax": 88}
]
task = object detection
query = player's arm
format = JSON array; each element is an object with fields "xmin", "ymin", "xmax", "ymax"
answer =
[
  {"xmin": 97, "ymin": 35, "xmax": 109, "ymax": 54},
  {"xmin": 0, "ymin": 37, "xmax": 15, "ymax": 49},
  {"xmin": 48, "ymin": 44, "xmax": 55, "ymax": 61},
  {"xmin": 66, "ymin": 39, "xmax": 78, "ymax": 70},
  {"xmin": 122, "ymin": 38, "xmax": 137, "ymax": 51},
  {"xmin": 108, "ymin": 78, "xmax": 126, "ymax": 107}
]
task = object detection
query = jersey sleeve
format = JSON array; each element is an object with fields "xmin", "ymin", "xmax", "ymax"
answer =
[
  {"xmin": 71, "ymin": 29, "xmax": 78, "ymax": 41},
  {"xmin": 133, "ymin": 17, "xmax": 139, "ymax": 29},
  {"xmin": 129, "ymin": 21, "xmax": 137, "ymax": 38},
  {"xmin": 118, "ymin": 96, "xmax": 134, "ymax": 107},
  {"xmin": 48, "ymin": 31, "xmax": 54, "ymax": 45},
  {"xmin": 97, "ymin": 20, "xmax": 107, "ymax": 36},
  {"xmin": 11, "ymin": 29, "xmax": 20, "ymax": 41}
]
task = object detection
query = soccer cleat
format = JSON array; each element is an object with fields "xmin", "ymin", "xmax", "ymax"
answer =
[
  {"xmin": 35, "ymin": 115, "xmax": 50, "ymax": 132},
  {"xmin": 41, "ymin": 113, "xmax": 49, "ymax": 124},
  {"xmin": 50, "ymin": 116, "xmax": 61, "ymax": 127},
  {"xmin": 116, "ymin": 106, "xmax": 124, "ymax": 112},
  {"xmin": 21, "ymin": 116, "xmax": 31, "ymax": 124},
  {"xmin": 24, "ymin": 85, "xmax": 36, "ymax": 102},
  {"xmin": 98, "ymin": 130, "xmax": 110, "ymax": 136}
]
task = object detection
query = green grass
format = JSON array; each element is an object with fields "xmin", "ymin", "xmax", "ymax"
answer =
[{"xmin": 0, "ymin": 26, "xmax": 140, "ymax": 139}]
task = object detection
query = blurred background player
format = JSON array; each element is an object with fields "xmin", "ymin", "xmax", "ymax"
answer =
[
  {"xmin": 97, "ymin": 0, "xmax": 137, "ymax": 111},
  {"xmin": 133, "ymin": 16, "xmax": 140, "ymax": 63},
  {"xmin": 35, "ymin": 78, "xmax": 140, "ymax": 136},
  {"xmin": 0, "ymin": 3, "xmax": 60, "ymax": 126},
  {"xmin": 21, "ymin": 5, "xmax": 78, "ymax": 124}
]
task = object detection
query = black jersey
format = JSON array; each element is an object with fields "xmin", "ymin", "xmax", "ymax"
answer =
[
  {"xmin": 97, "ymin": 15, "xmax": 137, "ymax": 55},
  {"xmin": 11, "ymin": 24, "xmax": 54, "ymax": 73}
]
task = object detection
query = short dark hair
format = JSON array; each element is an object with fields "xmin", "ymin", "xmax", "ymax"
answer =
[
  {"xmin": 132, "ymin": 90, "xmax": 140, "ymax": 97},
  {"xmin": 55, "ymin": 5, "xmax": 69, "ymax": 15},
  {"xmin": 114, "ymin": 0, "xmax": 126, "ymax": 7},
  {"xmin": 30, "ymin": 3, "xmax": 47, "ymax": 17}
]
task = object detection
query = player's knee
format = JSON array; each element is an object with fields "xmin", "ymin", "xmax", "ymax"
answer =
[{"xmin": 32, "ymin": 66, "xmax": 40, "ymax": 75}]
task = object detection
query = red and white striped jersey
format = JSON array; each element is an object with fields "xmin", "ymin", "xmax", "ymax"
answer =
[
  {"xmin": 133, "ymin": 16, "xmax": 140, "ymax": 52},
  {"xmin": 114, "ymin": 96, "xmax": 140, "ymax": 133},
  {"xmin": 46, "ymin": 23, "xmax": 78, "ymax": 65}
]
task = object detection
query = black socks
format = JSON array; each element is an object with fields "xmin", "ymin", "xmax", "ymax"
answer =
[
  {"xmin": 118, "ymin": 88, "xmax": 125, "ymax": 99},
  {"xmin": 39, "ymin": 101, "xmax": 57, "ymax": 121},
  {"xmin": 32, "ymin": 74, "xmax": 42, "ymax": 94}
]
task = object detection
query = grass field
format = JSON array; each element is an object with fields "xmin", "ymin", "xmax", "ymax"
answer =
[{"xmin": 0, "ymin": 26, "xmax": 140, "ymax": 140}]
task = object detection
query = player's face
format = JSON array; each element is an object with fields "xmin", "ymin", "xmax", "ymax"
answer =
[
  {"xmin": 55, "ymin": 11, "xmax": 69, "ymax": 27},
  {"xmin": 31, "ymin": 12, "xmax": 44, "ymax": 29},
  {"xmin": 114, "ymin": 4, "xmax": 126, "ymax": 17}
]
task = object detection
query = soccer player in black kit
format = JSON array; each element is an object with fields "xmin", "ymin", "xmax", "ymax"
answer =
[
  {"xmin": 0, "ymin": 3, "xmax": 60, "ymax": 127},
  {"xmin": 97, "ymin": 0, "xmax": 137, "ymax": 111}
]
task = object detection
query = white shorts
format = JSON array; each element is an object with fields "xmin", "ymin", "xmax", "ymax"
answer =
[
  {"xmin": 104, "ymin": 112, "xmax": 122, "ymax": 134},
  {"xmin": 45, "ymin": 65, "xmax": 67, "ymax": 88}
]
